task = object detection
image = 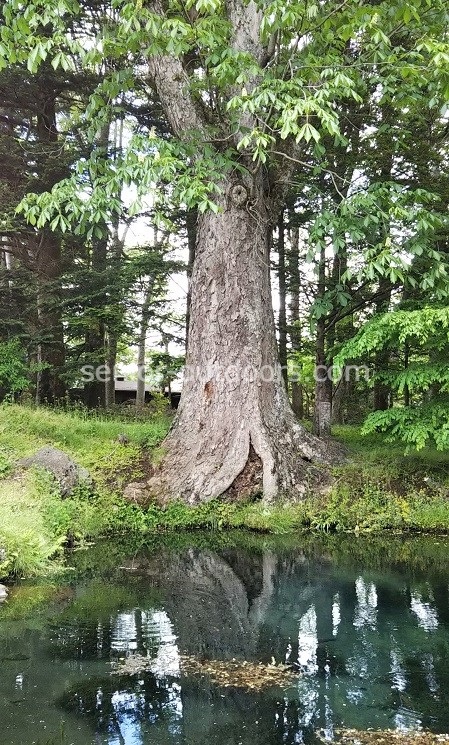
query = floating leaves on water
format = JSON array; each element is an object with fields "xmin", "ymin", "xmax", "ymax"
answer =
[
  {"xmin": 111, "ymin": 653, "xmax": 299, "ymax": 691},
  {"xmin": 316, "ymin": 729, "xmax": 449, "ymax": 744},
  {"xmin": 177, "ymin": 655, "xmax": 299, "ymax": 691}
]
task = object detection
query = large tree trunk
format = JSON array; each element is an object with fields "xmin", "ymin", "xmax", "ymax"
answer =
[
  {"xmin": 149, "ymin": 181, "xmax": 332, "ymax": 504},
  {"xmin": 145, "ymin": 18, "xmax": 336, "ymax": 504}
]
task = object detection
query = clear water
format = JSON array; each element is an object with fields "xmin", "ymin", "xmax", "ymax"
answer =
[{"xmin": 1, "ymin": 533, "xmax": 449, "ymax": 744}]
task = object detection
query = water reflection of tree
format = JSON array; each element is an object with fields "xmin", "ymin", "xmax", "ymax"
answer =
[{"xmin": 51, "ymin": 542, "xmax": 449, "ymax": 744}]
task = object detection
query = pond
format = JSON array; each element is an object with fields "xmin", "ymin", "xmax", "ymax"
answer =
[{"xmin": 1, "ymin": 532, "xmax": 449, "ymax": 745}]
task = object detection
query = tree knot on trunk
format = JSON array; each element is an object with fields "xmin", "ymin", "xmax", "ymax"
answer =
[
  {"xmin": 229, "ymin": 183, "xmax": 248, "ymax": 207},
  {"xmin": 204, "ymin": 380, "xmax": 214, "ymax": 400}
]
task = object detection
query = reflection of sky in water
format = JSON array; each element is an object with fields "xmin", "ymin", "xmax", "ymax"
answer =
[
  {"xmin": 422, "ymin": 652, "xmax": 439, "ymax": 694},
  {"xmin": 394, "ymin": 708, "xmax": 423, "ymax": 732},
  {"xmin": 292, "ymin": 573, "xmax": 446, "ymax": 741},
  {"xmin": 85, "ymin": 573, "xmax": 449, "ymax": 742},
  {"xmin": 353, "ymin": 576, "xmax": 378, "ymax": 630},
  {"xmin": 111, "ymin": 612, "xmax": 138, "ymax": 653},
  {"xmin": 390, "ymin": 648, "xmax": 407, "ymax": 692},
  {"xmin": 109, "ymin": 690, "xmax": 146, "ymax": 745},
  {"xmin": 410, "ymin": 589, "xmax": 439, "ymax": 632},
  {"xmin": 106, "ymin": 610, "xmax": 183, "ymax": 744},
  {"xmin": 297, "ymin": 606, "xmax": 318, "ymax": 674},
  {"xmin": 332, "ymin": 594, "xmax": 341, "ymax": 637}
]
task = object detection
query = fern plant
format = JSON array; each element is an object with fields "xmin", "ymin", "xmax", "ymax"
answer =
[{"xmin": 336, "ymin": 307, "xmax": 449, "ymax": 450}]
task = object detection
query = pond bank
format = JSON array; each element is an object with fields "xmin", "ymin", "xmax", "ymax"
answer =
[{"xmin": 2, "ymin": 404, "xmax": 449, "ymax": 580}]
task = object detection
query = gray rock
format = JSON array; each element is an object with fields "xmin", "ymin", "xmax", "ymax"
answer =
[
  {"xmin": 0, "ymin": 584, "xmax": 8, "ymax": 602},
  {"xmin": 18, "ymin": 447, "xmax": 91, "ymax": 497},
  {"xmin": 123, "ymin": 481, "xmax": 149, "ymax": 505}
]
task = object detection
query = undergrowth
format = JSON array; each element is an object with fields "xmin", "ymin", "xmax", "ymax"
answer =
[{"xmin": 2, "ymin": 403, "xmax": 449, "ymax": 580}]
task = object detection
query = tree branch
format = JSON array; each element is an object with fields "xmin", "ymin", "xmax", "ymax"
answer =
[
  {"xmin": 225, "ymin": 0, "xmax": 265, "ymax": 64},
  {"xmin": 147, "ymin": 55, "xmax": 208, "ymax": 140},
  {"xmin": 146, "ymin": 2, "xmax": 208, "ymax": 141}
]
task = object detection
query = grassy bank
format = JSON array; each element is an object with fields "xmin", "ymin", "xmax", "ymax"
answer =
[
  {"xmin": 0, "ymin": 402, "xmax": 171, "ymax": 578},
  {"xmin": 1, "ymin": 403, "xmax": 449, "ymax": 579}
]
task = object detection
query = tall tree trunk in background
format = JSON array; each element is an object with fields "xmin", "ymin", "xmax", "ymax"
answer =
[
  {"xmin": 104, "ymin": 232, "xmax": 125, "ymax": 409},
  {"xmin": 313, "ymin": 243, "xmax": 332, "ymax": 438},
  {"xmin": 372, "ymin": 104, "xmax": 394, "ymax": 412},
  {"xmin": 35, "ymin": 94, "xmax": 65, "ymax": 403},
  {"xmin": 105, "ymin": 332, "xmax": 117, "ymax": 408},
  {"xmin": 185, "ymin": 207, "xmax": 197, "ymax": 350},
  {"xmin": 327, "ymin": 246, "xmax": 347, "ymax": 425},
  {"xmin": 332, "ymin": 309, "xmax": 354, "ymax": 426},
  {"xmin": 331, "ymin": 376, "xmax": 347, "ymax": 425},
  {"xmin": 403, "ymin": 341, "xmax": 410, "ymax": 407},
  {"xmin": 288, "ymin": 226, "xmax": 303, "ymax": 418},
  {"xmin": 83, "ymin": 122, "xmax": 111, "ymax": 408},
  {"xmin": 136, "ymin": 278, "xmax": 154, "ymax": 410},
  {"xmin": 83, "ymin": 232, "xmax": 107, "ymax": 408},
  {"xmin": 35, "ymin": 229, "xmax": 65, "ymax": 403},
  {"xmin": 277, "ymin": 212, "xmax": 288, "ymax": 387},
  {"xmin": 373, "ymin": 277, "xmax": 392, "ymax": 411},
  {"xmin": 104, "ymin": 116, "xmax": 127, "ymax": 409}
]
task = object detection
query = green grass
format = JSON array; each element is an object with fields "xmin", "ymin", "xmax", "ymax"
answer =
[
  {"xmin": 0, "ymin": 402, "xmax": 170, "ymax": 578},
  {"xmin": 0, "ymin": 471, "xmax": 63, "ymax": 577},
  {"xmin": 2, "ymin": 404, "xmax": 449, "ymax": 581},
  {"xmin": 0, "ymin": 402, "xmax": 170, "ymax": 482}
]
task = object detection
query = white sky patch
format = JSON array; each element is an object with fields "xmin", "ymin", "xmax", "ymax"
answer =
[
  {"xmin": 297, "ymin": 605, "xmax": 318, "ymax": 674},
  {"xmin": 353, "ymin": 576, "xmax": 378, "ymax": 630},
  {"xmin": 332, "ymin": 593, "xmax": 341, "ymax": 637},
  {"xmin": 390, "ymin": 648, "xmax": 407, "ymax": 693},
  {"xmin": 410, "ymin": 591, "xmax": 439, "ymax": 632}
]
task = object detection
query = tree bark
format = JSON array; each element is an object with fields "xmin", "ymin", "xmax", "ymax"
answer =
[
  {"xmin": 373, "ymin": 278, "xmax": 392, "ymax": 411},
  {"xmin": 331, "ymin": 375, "xmax": 347, "ymax": 425},
  {"xmin": 149, "ymin": 180, "xmax": 332, "ymax": 503},
  {"xmin": 83, "ymin": 121, "xmax": 111, "ymax": 408},
  {"xmin": 83, "ymin": 232, "xmax": 107, "ymax": 409},
  {"xmin": 105, "ymin": 331, "xmax": 117, "ymax": 409}
]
